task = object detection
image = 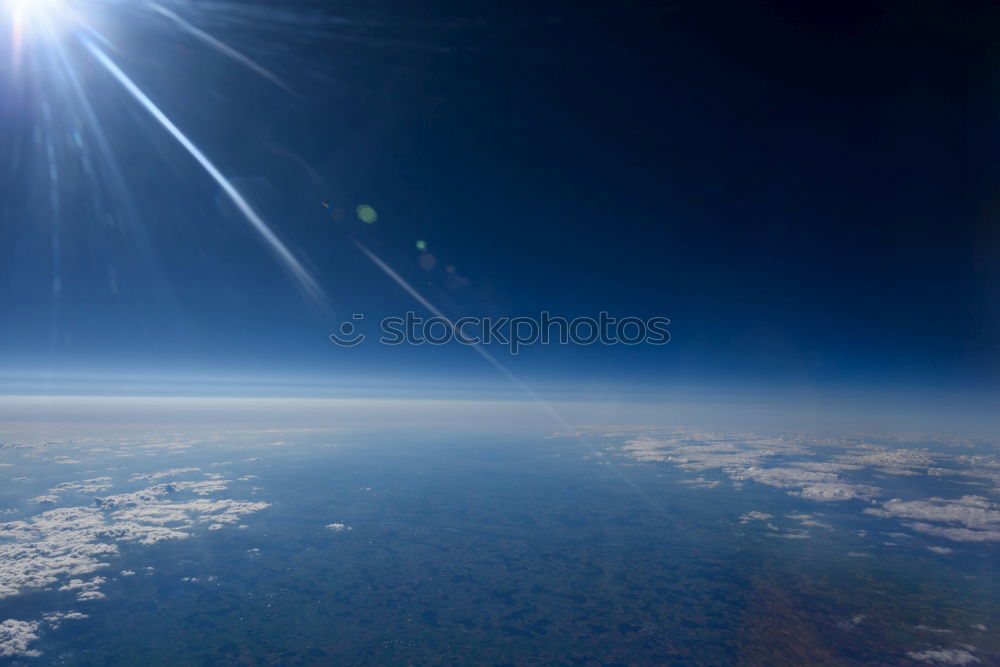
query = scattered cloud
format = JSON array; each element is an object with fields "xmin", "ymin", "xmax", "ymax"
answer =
[
  {"xmin": 838, "ymin": 614, "xmax": 866, "ymax": 630},
  {"xmin": 1, "ymin": 481, "xmax": 268, "ymax": 601},
  {"xmin": 620, "ymin": 435, "xmax": 879, "ymax": 502},
  {"xmin": 58, "ymin": 576, "xmax": 106, "ymax": 592},
  {"xmin": 131, "ymin": 468, "xmax": 201, "ymax": 482},
  {"xmin": 75, "ymin": 590, "xmax": 107, "ymax": 601},
  {"xmin": 679, "ymin": 477, "xmax": 719, "ymax": 488},
  {"xmin": 0, "ymin": 619, "xmax": 40, "ymax": 658},
  {"xmin": 41, "ymin": 611, "xmax": 88, "ymax": 629},
  {"xmin": 603, "ymin": 428, "xmax": 1000, "ymax": 545},
  {"xmin": 927, "ymin": 546, "xmax": 955, "ymax": 555},
  {"xmin": 865, "ymin": 497, "xmax": 1000, "ymax": 543},
  {"xmin": 906, "ymin": 647, "xmax": 980, "ymax": 664},
  {"xmin": 786, "ymin": 514, "xmax": 833, "ymax": 529}
]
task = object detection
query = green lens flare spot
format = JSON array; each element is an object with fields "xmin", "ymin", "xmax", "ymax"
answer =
[
  {"xmin": 416, "ymin": 240, "xmax": 427, "ymax": 251},
  {"xmin": 356, "ymin": 204, "xmax": 378, "ymax": 224}
]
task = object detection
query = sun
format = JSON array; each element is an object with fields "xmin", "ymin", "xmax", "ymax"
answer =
[{"xmin": 6, "ymin": 0, "xmax": 67, "ymax": 20}]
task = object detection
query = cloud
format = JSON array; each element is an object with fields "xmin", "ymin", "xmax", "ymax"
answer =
[
  {"xmin": 915, "ymin": 626, "xmax": 954, "ymax": 634},
  {"xmin": 608, "ymin": 428, "xmax": 1000, "ymax": 544},
  {"xmin": 904, "ymin": 523, "xmax": 1000, "ymax": 543},
  {"xmin": 771, "ymin": 529, "xmax": 811, "ymax": 539},
  {"xmin": 131, "ymin": 467, "xmax": 202, "ymax": 482},
  {"xmin": 926, "ymin": 546, "xmax": 955, "ymax": 555},
  {"xmin": 865, "ymin": 497, "xmax": 1000, "ymax": 542},
  {"xmin": 75, "ymin": 590, "xmax": 107, "ymax": 601},
  {"xmin": 791, "ymin": 482, "xmax": 878, "ymax": 502},
  {"xmin": 842, "ymin": 448, "xmax": 934, "ymax": 468},
  {"xmin": 177, "ymin": 479, "xmax": 229, "ymax": 495},
  {"xmin": 0, "ymin": 508, "xmax": 117, "ymax": 599},
  {"xmin": 1, "ymin": 483, "xmax": 268, "ymax": 601},
  {"xmin": 326, "ymin": 523, "xmax": 351, "ymax": 532},
  {"xmin": 619, "ymin": 434, "xmax": 878, "ymax": 502},
  {"xmin": 786, "ymin": 514, "xmax": 833, "ymax": 529},
  {"xmin": 739, "ymin": 511, "xmax": 772, "ymax": 523},
  {"xmin": 59, "ymin": 576, "xmax": 107, "ymax": 601},
  {"xmin": 58, "ymin": 576, "xmax": 106, "ymax": 592},
  {"xmin": 50, "ymin": 478, "xmax": 113, "ymax": 496},
  {"xmin": 41, "ymin": 611, "xmax": 88, "ymax": 629},
  {"xmin": 906, "ymin": 647, "xmax": 980, "ymax": 664},
  {"xmin": 838, "ymin": 614, "xmax": 866, "ymax": 630},
  {"xmin": 0, "ymin": 619, "xmax": 40, "ymax": 658},
  {"xmin": 679, "ymin": 477, "xmax": 719, "ymax": 488}
]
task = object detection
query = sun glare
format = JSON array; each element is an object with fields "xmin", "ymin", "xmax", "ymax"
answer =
[{"xmin": 7, "ymin": 0, "xmax": 66, "ymax": 20}]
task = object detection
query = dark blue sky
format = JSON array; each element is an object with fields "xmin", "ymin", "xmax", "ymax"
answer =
[{"xmin": 1, "ymin": 0, "xmax": 998, "ymax": 398}]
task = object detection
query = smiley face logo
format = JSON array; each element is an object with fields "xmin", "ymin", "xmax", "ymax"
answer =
[{"xmin": 329, "ymin": 314, "xmax": 366, "ymax": 347}]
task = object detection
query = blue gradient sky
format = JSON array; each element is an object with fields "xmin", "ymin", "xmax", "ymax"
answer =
[{"xmin": 1, "ymin": 0, "xmax": 998, "ymax": 407}]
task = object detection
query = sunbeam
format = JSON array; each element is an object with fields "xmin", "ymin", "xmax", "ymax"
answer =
[
  {"xmin": 82, "ymin": 37, "xmax": 325, "ymax": 304},
  {"xmin": 147, "ymin": 1, "xmax": 296, "ymax": 95}
]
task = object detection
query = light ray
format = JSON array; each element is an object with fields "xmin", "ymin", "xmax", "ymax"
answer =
[
  {"xmin": 147, "ymin": 2, "xmax": 295, "ymax": 96},
  {"xmin": 82, "ymin": 37, "xmax": 324, "ymax": 303}
]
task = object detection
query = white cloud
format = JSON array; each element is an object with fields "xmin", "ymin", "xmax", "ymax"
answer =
[
  {"xmin": 130, "ymin": 468, "xmax": 201, "ymax": 481},
  {"xmin": 0, "ymin": 619, "xmax": 40, "ymax": 658},
  {"xmin": 609, "ymin": 429, "xmax": 1000, "ymax": 542},
  {"xmin": 59, "ymin": 576, "xmax": 107, "ymax": 601},
  {"xmin": 906, "ymin": 647, "xmax": 980, "ymax": 664},
  {"xmin": 0, "ymin": 508, "xmax": 116, "ymax": 599},
  {"xmin": 58, "ymin": 576, "xmax": 106, "ymax": 592},
  {"xmin": 679, "ymin": 477, "xmax": 719, "ymax": 488},
  {"xmin": 326, "ymin": 523, "xmax": 351, "ymax": 532},
  {"xmin": 0, "ymin": 483, "xmax": 268, "ymax": 601},
  {"xmin": 915, "ymin": 626, "xmax": 954, "ymax": 634},
  {"xmin": 177, "ymin": 479, "xmax": 229, "ymax": 495},
  {"xmin": 865, "ymin": 497, "xmax": 1000, "ymax": 542},
  {"xmin": 786, "ymin": 514, "xmax": 833, "ymax": 529},
  {"xmin": 620, "ymin": 434, "xmax": 877, "ymax": 502},
  {"xmin": 791, "ymin": 482, "xmax": 877, "ymax": 502},
  {"xmin": 75, "ymin": 590, "xmax": 107, "ymax": 601},
  {"xmin": 838, "ymin": 614, "xmax": 866, "ymax": 630},
  {"xmin": 50, "ymin": 478, "xmax": 113, "ymax": 495},
  {"xmin": 41, "ymin": 611, "xmax": 88, "ymax": 629},
  {"xmin": 769, "ymin": 529, "xmax": 811, "ymax": 539},
  {"xmin": 904, "ymin": 523, "xmax": 1000, "ymax": 543},
  {"xmin": 842, "ymin": 448, "xmax": 934, "ymax": 468}
]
